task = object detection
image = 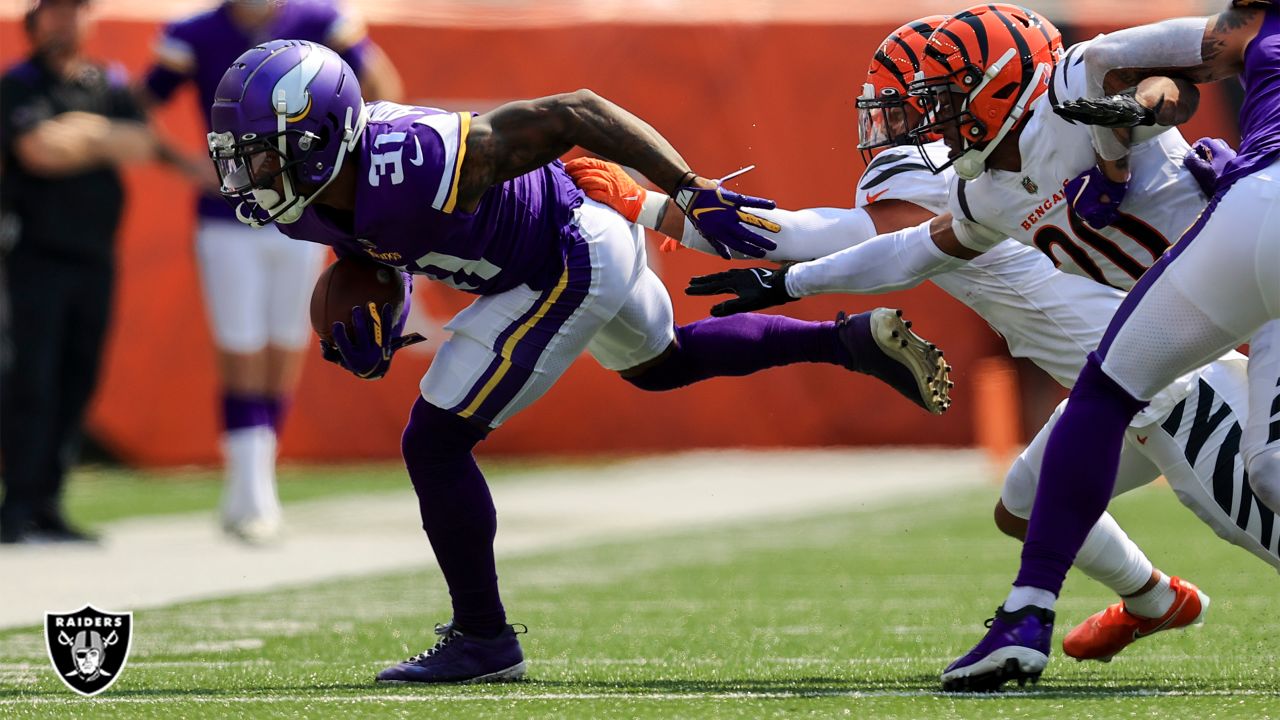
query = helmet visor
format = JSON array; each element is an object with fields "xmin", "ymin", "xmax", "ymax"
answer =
[
  {"xmin": 209, "ymin": 133, "xmax": 284, "ymax": 195},
  {"xmin": 856, "ymin": 93, "xmax": 914, "ymax": 152}
]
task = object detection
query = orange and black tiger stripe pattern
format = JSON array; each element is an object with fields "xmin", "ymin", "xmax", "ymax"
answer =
[
  {"xmin": 870, "ymin": 15, "xmax": 948, "ymax": 93},
  {"xmin": 925, "ymin": 4, "xmax": 1058, "ymax": 90}
]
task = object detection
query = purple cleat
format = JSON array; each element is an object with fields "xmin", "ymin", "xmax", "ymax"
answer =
[
  {"xmin": 836, "ymin": 308, "xmax": 952, "ymax": 415},
  {"xmin": 376, "ymin": 621, "xmax": 527, "ymax": 684},
  {"xmin": 941, "ymin": 605, "xmax": 1055, "ymax": 692}
]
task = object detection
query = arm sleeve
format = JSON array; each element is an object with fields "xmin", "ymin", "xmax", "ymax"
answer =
[
  {"xmin": 951, "ymin": 216, "xmax": 1005, "ymax": 253},
  {"xmin": 0, "ymin": 73, "xmax": 53, "ymax": 163},
  {"xmin": 143, "ymin": 26, "xmax": 196, "ymax": 103},
  {"xmin": 783, "ymin": 219, "xmax": 965, "ymax": 297},
  {"xmin": 1078, "ymin": 19, "xmax": 1208, "ymax": 160},
  {"xmin": 945, "ymin": 175, "xmax": 1005, "ymax": 252},
  {"xmin": 105, "ymin": 64, "xmax": 146, "ymax": 122},
  {"xmin": 679, "ymin": 205, "xmax": 881, "ymax": 262}
]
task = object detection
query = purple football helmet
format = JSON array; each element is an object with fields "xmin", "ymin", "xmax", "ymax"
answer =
[{"xmin": 207, "ymin": 39, "xmax": 366, "ymax": 226}]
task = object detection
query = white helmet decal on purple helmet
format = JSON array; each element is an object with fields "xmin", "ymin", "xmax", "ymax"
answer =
[{"xmin": 273, "ymin": 49, "xmax": 326, "ymax": 120}]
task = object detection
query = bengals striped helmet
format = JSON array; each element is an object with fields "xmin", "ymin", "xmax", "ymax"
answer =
[
  {"xmin": 908, "ymin": 4, "xmax": 1063, "ymax": 180},
  {"xmin": 856, "ymin": 15, "xmax": 949, "ymax": 163}
]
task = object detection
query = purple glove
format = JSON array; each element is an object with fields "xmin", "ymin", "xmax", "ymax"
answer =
[
  {"xmin": 1065, "ymin": 166, "xmax": 1128, "ymax": 229},
  {"xmin": 673, "ymin": 168, "xmax": 780, "ymax": 259},
  {"xmin": 1183, "ymin": 137, "xmax": 1237, "ymax": 197},
  {"xmin": 321, "ymin": 277, "xmax": 426, "ymax": 380}
]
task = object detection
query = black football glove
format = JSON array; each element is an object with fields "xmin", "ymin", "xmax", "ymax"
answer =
[
  {"xmin": 1053, "ymin": 91, "xmax": 1157, "ymax": 129},
  {"xmin": 685, "ymin": 265, "xmax": 797, "ymax": 317}
]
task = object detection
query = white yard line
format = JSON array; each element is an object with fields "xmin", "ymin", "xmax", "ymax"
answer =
[
  {"xmin": 1, "ymin": 449, "xmax": 991, "ymax": 630},
  {"xmin": 1, "ymin": 689, "xmax": 1277, "ymax": 705}
]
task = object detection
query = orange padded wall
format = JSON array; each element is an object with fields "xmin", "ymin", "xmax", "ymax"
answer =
[{"xmin": 0, "ymin": 17, "xmax": 1238, "ymax": 464}]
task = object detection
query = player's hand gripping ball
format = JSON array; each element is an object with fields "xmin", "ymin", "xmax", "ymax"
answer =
[{"xmin": 310, "ymin": 257, "xmax": 426, "ymax": 380}]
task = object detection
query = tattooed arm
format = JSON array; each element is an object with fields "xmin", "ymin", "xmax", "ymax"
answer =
[
  {"xmin": 456, "ymin": 89, "xmax": 699, "ymax": 213},
  {"xmin": 1076, "ymin": 8, "xmax": 1265, "ymax": 160},
  {"xmin": 1099, "ymin": 7, "xmax": 1263, "ymax": 90}
]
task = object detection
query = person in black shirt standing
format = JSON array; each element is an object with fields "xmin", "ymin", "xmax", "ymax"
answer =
[{"xmin": 0, "ymin": 0, "xmax": 190, "ymax": 543}]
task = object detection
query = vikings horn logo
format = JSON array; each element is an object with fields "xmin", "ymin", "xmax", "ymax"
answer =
[{"xmin": 44, "ymin": 606, "xmax": 133, "ymax": 696}]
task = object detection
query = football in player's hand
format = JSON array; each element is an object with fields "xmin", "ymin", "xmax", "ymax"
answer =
[
  {"xmin": 1137, "ymin": 75, "xmax": 1199, "ymax": 126},
  {"xmin": 310, "ymin": 256, "xmax": 407, "ymax": 343}
]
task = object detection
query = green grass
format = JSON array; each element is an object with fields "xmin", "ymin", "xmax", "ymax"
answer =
[
  {"xmin": 61, "ymin": 457, "xmax": 596, "ymax": 527},
  {"xmin": 4, "ymin": 484, "xmax": 1278, "ymax": 718}
]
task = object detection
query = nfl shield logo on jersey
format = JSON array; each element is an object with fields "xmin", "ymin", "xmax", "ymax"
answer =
[
  {"xmin": 1021, "ymin": 176, "xmax": 1039, "ymax": 195},
  {"xmin": 44, "ymin": 606, "xmax": 133, "ymax": 696}
]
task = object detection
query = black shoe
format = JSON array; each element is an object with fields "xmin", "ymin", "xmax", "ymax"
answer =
[
  {"xmin": 0, "ymin": 524, "xmax": 24, "ymax": 544},
  {"xmin": 836, "ymin": 308, "xmax": 953, "ymax": 414},
  {"xmin": 28, "ymin": 514, "xmax": 98, "ymax": 544},
  {"xmin": 377, "ymin": 621, "xmax": 527, "ymax": 684}
]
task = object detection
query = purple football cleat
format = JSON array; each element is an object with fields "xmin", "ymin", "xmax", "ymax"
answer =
[
  {"xmin": 941, "ymin": 605, "xmax": 1055, "ymax": 692},
  {"xmin": 836, "ymin": 308, "xmax": 952, "ymax": 415},
  {"xmin": 376, "ymin": 622, "xmax": 527, "ymax": 684}
]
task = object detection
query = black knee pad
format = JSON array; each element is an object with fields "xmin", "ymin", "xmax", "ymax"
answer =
[{"xmin": 622, "ymin": 329, "xmax": 696, "ymax": 392}]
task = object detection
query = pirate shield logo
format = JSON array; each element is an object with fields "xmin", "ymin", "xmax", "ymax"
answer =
[{"xmin": 44, "ymin": 606, "xmax": 132, "ymax": 696}]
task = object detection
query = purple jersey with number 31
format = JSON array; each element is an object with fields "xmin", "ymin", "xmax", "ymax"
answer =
[{"xmin": 279, "ymin": 101, "xmax": 584, "ymax": 295}]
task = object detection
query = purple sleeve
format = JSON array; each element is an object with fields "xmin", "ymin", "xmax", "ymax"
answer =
[
  {"xmin": 143, "ymin": 65, "xmax": 187, "ymax": 104},
  {"xmin": 105, "ymin": 63, "xmax": 146, "ymax": 122},
  {"xmin": 337, "ymin": 37, "xmax": 370, "ymax": 79},
  {"xmin": 142, "ymin": 22, "xmax": 196, "ymax": 104},
  {"xmin": 0, "ymin": 70, "xmax": 46, "ymax": 155}
]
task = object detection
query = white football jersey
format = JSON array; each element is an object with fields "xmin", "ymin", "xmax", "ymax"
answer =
[
  {"xmin": 948, "ymin": 41, "xmax": 1208, "ymax": 291},
  {"xmin": 855, "ymin": 139, "xmax": 1205, "ymax": 423},
  {"xmin": 855, "ymin": 141, "xmax": 953, "ymax": 213}
]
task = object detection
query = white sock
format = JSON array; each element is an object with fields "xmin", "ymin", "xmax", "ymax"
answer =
[
  {"xmin": 1122, "ymin": 574, "xmax": 1175, "ymax": 619},
  {"xmin": 222, "ymin": 426, "xmax": 281, "ymax": 523},
  {"xmin": 1004, "ymin": 586, "xmax": 1057, "ymax": 612},
  {"xmin": 1072, "ymin": 511, "xmax": 1154, "ymax": 596}
]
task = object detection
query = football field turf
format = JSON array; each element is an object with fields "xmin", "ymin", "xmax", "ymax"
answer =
[{"xmin": 2, "ymin": 479, "xmax": 1278, "ymax": 718}]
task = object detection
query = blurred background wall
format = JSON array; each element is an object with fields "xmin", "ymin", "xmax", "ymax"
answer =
[{"xmin": 0, "ymin": 1, "xmax": 1243, "ymax": 465}]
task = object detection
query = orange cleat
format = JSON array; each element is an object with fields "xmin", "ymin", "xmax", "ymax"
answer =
[{"xmin": 1063, "ymin": 576, "xmax": 1209, "ymax": 662}]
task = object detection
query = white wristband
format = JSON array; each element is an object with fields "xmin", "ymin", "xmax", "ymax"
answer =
[{"xmin": 636, "ymin": 190, "xmax": 668, "ymax": 230}]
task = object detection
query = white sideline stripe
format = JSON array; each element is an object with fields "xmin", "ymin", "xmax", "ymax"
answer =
[
  {"xmin": 1, "ymin": 450, "xmax": 990, "ymax": 630},
  {"xmin": 2, "ymin": 689, "xmax": 1279, "ymax": 705}
]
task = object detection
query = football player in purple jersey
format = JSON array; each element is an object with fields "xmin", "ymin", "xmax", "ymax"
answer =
[
  {"xmin": 138, "ymin": 0, "xmax": 403, "ymax": 542},
  {"xmin": 948, "ymin": 1, "xmax": 1280, "ymax": 691},
  {"xmin": 207, "ymin": 39, "xmax": 953, "ymax": 683}
]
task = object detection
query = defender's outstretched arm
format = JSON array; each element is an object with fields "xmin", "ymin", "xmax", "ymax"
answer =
[{"xmin": 685, "ymin": 216, "xmax": 984, "ymax": 317}]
